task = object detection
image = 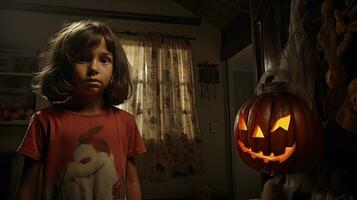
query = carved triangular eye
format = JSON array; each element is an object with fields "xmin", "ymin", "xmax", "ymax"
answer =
[
  {"xmin": 253, "ymin": 125, "xmax": 264, "ymax": 138},
  {"xmin": 271, "ymin": 115, "xmax": 291, "ymax": 132},
  {"xmin": 238, "ymin": 116, "xmax": 247, "ymax": 131}
]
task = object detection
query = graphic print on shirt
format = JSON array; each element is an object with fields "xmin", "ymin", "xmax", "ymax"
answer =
[{"xmin": 54, "ymin": 125, "xmax": 125, "ymax": 200}]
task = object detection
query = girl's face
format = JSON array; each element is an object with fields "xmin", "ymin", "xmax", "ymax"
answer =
[{"xmin": 72, "ymin": 38, "xmax": 113, "ymax": 98}]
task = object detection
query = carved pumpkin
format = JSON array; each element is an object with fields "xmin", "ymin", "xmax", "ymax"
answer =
[{"xmin": 233, "ymin": 92, "xmax": 323, "ymax": 174}]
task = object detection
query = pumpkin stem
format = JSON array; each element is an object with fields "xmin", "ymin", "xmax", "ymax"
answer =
[{"xmin": 256, "ymin": 68, "xmax": 292, "ymax": 94}]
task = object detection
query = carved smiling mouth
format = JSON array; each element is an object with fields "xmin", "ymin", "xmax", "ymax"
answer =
[{"xmin": 238, "ymin": 141, "xmax": 296, "ymax": 163}]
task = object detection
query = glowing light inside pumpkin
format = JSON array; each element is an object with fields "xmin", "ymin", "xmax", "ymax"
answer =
[
  {"xmin": 238, "ymin": 116, "xmax": 247, "ymax": 131},
  {"xmin": 253, "ymin": 125, "xmax": 264, "ymax": 138},
  {"xmin": 238, "ymin": 141, "xmax": 296, "ymax": 163},
  {"xmin": 271, "ymin": 115, "xmax": 291, "ymax": 132}
]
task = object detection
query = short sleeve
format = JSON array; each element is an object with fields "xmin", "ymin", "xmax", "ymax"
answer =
[
  {"xmin": 17, "ymin": 113, "xmax": 45, "ymax": 161},
  {"xmin": 127, "ymin": 116, "xmax": 146, "ymax": 158}
]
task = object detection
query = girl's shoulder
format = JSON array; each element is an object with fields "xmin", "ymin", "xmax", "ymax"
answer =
[
  {"xmin": 32, "ymin": 105, "xmax": 61, "ymax": 119},
  {"xmin": 111, "ymin": 106, "xmax": 134, "ymax": 120},
  {"xmin": 34, "ymin": 105, "xmax": 52, "ymax": 115}
]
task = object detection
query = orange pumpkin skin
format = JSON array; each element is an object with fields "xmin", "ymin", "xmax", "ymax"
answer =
[{"xmin": 233, "ymin": 92, "xmax": 323, "ymax": 174}]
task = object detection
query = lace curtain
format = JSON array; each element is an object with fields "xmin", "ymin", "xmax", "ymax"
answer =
[{"xmin": 118, "ymin": 33, "xmax": 202, "ymax": 181}]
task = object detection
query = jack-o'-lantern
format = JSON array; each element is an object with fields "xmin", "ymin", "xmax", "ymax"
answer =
[{"xmin": 233, "ymin": 92, "xmax": 323, "ymax": 174}]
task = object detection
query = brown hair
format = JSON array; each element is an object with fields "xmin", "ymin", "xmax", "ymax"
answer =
[{"xmin": 32, "ymin": 19, "xmax": 132, "ymax": 105}]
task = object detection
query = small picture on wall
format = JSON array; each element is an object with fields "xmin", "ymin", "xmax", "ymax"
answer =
[{"xmin": 0, "ymin": 48, "xmax": 37, "ymax": 73}]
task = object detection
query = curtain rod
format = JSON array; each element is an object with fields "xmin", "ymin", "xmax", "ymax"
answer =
[
  {"xmin": 116, "ymin": 31, "xmax": 196, "ymax": 41},
  {"xmin": 0, "ymin": 1, "xmax": 202, "ymax": 26}
]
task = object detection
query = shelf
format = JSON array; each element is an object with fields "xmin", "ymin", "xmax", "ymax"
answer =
[
  {"xmin": 0, "ymin": 120, "xmax": 29, "ymax": 125},
  {"xmin": 0, "ymin": 72, "xmax": 33, "ymax": 77}
]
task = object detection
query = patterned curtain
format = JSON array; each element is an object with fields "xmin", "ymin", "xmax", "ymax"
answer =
[{"xmin": 118, "ymin": 33, "xmax": 202, "ymax": 181}]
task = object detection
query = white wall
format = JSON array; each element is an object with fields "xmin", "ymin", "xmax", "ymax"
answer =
[
  {"xmin": 228, "ymin": 45, "xmax": 254, "ymax": 72},
  {"xmin": 0, "ymin": 0, "xmax": 230, "ymax": 199}
]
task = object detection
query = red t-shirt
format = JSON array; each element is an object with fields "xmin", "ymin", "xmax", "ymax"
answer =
[{"xmin": 18, "ymin": 106, "xmax": 146, "ymax": 200}]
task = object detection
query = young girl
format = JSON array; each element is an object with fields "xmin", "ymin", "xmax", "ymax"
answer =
[{"xmin": 16, "ymin": 19, "xmax": 146, "ymax": 200}]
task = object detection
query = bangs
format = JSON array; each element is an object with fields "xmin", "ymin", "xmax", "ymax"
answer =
[{"xmin": 66, "ymin": 26, "xmax": 116, "ymax": 61}]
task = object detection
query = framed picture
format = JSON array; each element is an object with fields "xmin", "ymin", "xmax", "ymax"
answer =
[{"xmin": 0, "ymin": 48, "xmax": 37, "ymax": 73}]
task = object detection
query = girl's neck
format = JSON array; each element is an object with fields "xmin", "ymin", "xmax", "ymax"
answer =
[{"xmin": 63, "ymin": 95, "xmax": 108, "ymax": 114}]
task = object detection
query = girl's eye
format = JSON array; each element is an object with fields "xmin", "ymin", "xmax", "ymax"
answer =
[
  {"xmin": 76, "ymin": 55, "xmax": 90, "ymax": 63},
  {"xmin": 99, "ymin": 56, "xmax": 112, "ymax": 64}
]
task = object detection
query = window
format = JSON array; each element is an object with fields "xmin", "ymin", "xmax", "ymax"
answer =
[{"xmin": 119, "ymin": 34, "xmax": 202, "ymax": 181}]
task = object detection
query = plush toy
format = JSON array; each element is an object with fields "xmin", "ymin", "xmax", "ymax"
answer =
[{"xmin": 58, "ymin": 126, "xmax": 122, "ymax": 199}]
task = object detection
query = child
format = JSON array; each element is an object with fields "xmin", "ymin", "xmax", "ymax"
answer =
[{"xmin": 16, "ymin": 19, "xmax": 146, "ymax": 200}]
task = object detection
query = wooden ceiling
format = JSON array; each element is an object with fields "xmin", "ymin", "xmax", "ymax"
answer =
[{"xmin": 174, "ymin": 0, "xmax": 250, "ymax": 28}]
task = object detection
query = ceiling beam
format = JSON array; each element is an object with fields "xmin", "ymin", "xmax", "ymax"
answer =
[
  {"xmin": 0, "ymin": 1, "xmax": 202, "ymax": 26},
  {"xmin": 221, "ymin": 13, "xmax": 251, "ymax": 60}
]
